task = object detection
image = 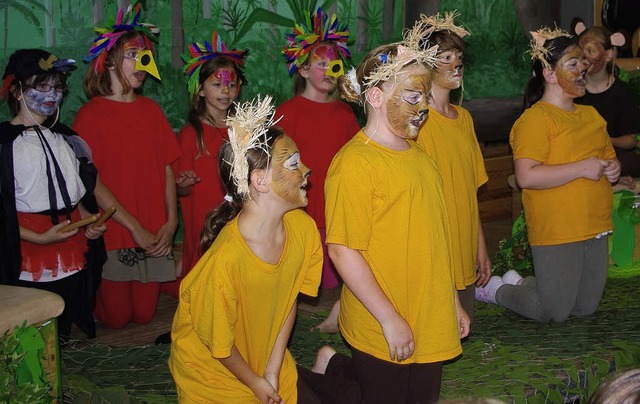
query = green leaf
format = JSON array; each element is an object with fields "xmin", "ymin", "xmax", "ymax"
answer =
[{"xmin": 232, "ymin": 8, "xmax": 294, "ymax": 46}]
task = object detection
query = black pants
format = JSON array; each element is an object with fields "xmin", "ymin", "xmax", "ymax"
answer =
[
  {"xmin": 299, "ymin": 347, "xmax": 443, "ymax": 404},
  {"xmin": 17, "ymin": 269, "xmax": 96, "ymax": 340}
]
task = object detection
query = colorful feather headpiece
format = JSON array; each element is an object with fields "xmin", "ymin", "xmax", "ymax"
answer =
[
  {"xmin": 419, "ymin": 11, "xmax": 470, "ymax": 40},
  {"xmin": 182, "ymin": 31, "xmax": 248, "ymax": 98},
  {"xmin": 282, "ymin": 8, "xmax": 351, "ymax": 76},
  {"xmin": 528, "ymin": 27, "xmax": 572, "ymax": 69},
  {"xmin": 83, "ymin": 2, "xmax": 159, "ymax": 73},
  {"xmin": 225, "ymin": 95, "xmax": 281, "ymax": 199}
]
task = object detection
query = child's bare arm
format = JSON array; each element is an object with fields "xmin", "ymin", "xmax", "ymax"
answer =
[
  {"xmin": 476, "ymin": 215, "xmax": 491, "ymax": 287},
  {"xmin": 219, "ymin": 346, "xmax": 283, "ymax": 404},
  {"xmin": 514, "ymin": 157, "xmax": 606, "ymax": 190},
  {"xmin": 328, "ymin": 243, "xmax": 414, "ymax": 362},
  {"xmin": 19, "ymin": 222, "xmax": 79, "ymax": 245},
  {"xmin": 149, "ymin": 165, "xmax": 178, "ymax": 257},
  {"xmin": 264, "ymin": 302, "xmax": 297, "ymax": 393}
]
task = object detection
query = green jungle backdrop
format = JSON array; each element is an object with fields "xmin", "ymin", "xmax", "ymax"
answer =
[{"xmin": 0, "ymin": 0, "xmax": 531, "ymax": 129}]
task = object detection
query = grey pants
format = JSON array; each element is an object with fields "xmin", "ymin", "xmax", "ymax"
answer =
[{"xmin": 496, "ymin": 237, "xmax": 609, "ymax": 323}]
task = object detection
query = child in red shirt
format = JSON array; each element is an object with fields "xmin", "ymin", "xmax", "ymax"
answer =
[
  {"xmin": 73, "ymin": 2, "xmax": 181, "ymax": 329},
  {"xmin": 162, "ymin": 31, "xmax": 248, "ymax": 298},
  {"xmin": 277, "ymin": 8, "xmax": 360, "ymax": 300}
]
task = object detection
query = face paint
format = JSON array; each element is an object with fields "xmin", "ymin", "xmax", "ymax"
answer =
[
  {"xmin": 302, "ymin": 44, "xmax": 340, "ymax": 94},
  {"xmin": 434, "ymin": 49, "xmax": 464, "ymax": 89},
  {"xmin": 199, "ymin": 66, "xmax": 239, "ymax": 113},
  {"xmin": 212, "ymin": 69, "xmax": 237, "ymax": 88},
  {"xmin": 23, "ymin": 78, "xmax": 63, "ymax": 117},
  {"xmin": 123, "ymin": 36, "xmax": 146, "ymax": 51},
  {"xmin": 385, "ymin": 65, "xmax": 432, "ymax": 139},
  {"xmin": 579, "ymin": 35, "xmax": 608, "ymax": 75},
  {"xmin": 270, "ymin": 135, "xmax": 310, "ymax": 207},
  {"xmin": 555, "ymin": 45, "xmax": 589, "ymax": 98}
]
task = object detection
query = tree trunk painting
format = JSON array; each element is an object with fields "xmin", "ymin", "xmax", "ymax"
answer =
[
  {"xmin": 512, "ymin": 0, "xmax": 560, "ymax": 39},
  {"xmin": 404, "ymin": 0, "xmax": 439, "ymax": 27},
  {"xmin": 382, "ymin": 0, "xmax": 394, "ymax": 41},
  {"xmin": 45, "ymin": 0, "xmax": 55, "ymax": 47},
  {"xmin": 171, "ymin": 0, "xmax": 184, "ymax": 69},
  {"xmin": 203, "ymin": 0, "xmax": 211, "ymax": 19},
  {"xmin": 93, "ymin": 0, "xmax": 104, "ymax": 25},
  {"xmin": 356, "ymin": 0, "xmax": 368, "ymax": 52}
]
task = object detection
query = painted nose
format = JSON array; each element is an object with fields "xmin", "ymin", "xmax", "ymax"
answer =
[{"xmin": 222, "ymin": 86, "xmax": 230, "ymax": 94}]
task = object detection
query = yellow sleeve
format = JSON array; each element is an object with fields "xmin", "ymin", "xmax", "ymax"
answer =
[
  {"xmin": 300, "ymin": 221, "xmax": 323, "ymax": 297},
  {"xmin": 187, "ymin": 252, "xmax": 238, "ymax": 359},
  {"xmin": 510, "ymin": 108, "xmax": 551, "ymax": 163},
  {"xmin": 325, "ymin": 150, "xmax": 374, "ymax": 250}
]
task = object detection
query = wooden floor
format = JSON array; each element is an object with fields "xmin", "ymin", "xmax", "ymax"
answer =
[{"xmin": 68, "ymin": 217, "xmax": 514, "ymax": 347}]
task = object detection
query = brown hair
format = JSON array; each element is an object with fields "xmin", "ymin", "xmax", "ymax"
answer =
[
  {"xmin": 83, "ymin": 31, "xmax": 151, "ymax": 98},
  {"xmin": 200, "ymin": 126, "xmax": 285, "ymax": 252},
  {"xmin": 338, "ymin": 43, "xmax": 401, "ymax": 107},
  {"xmin": 187, "ymin": 56, "xmax": 242, "ymax": 156},
  {"xmin": 588, "ymin": 368, "xmax": 640, "ymax": 404}
]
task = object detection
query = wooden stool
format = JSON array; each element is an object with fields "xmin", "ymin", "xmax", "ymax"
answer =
[{"xmin": 0, "ymin": 285, "xmax": 65, "ymax": 401}]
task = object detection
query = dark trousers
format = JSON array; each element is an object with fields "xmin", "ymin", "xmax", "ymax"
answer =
[
  {"xmin": 17, "ymin": 269, "xmax": 95, "ymax": 340},
  {"xmin": 299, "ymin": 348, "xmax": 443, "ymax": 404}
]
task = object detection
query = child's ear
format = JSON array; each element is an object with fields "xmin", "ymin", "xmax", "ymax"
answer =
[
  {"xmin": 542, "ymin": 67, "xmax": 556, "ymax": 84},
  {"xmin": 250, "ymin": 168, "xmax": 270, "ymax": 193},
  {"xmin": 298, "ymin": 66, "xmax": 311, "ymax": 79},
  {"xmin": 367, "ymin": 86, "xmax": 384, "ymax": 109}
]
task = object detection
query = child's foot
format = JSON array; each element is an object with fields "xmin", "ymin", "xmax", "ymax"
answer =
[
  {"xmin": 311, "ymin": 346, "xmax": 337, "ymax": 374},
  {"xmin": 475, "ymin": 276, "xmax": 504, "ymax": 304},
  {"xmin": 502, "ymin": 270, "xmax": 523, "ymax": 285},
  {"xmin": 312, "ymin": 300, "xmax": 340, "ymax": 333}
]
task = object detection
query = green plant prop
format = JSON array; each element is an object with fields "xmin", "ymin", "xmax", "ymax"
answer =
[
  {"xmin": 0, "ymin": 322, "xmax": 52, "ymax": 404},
  {"xmin": 490, "ymin": 212, "xmax": 533, "ymax": 278}
]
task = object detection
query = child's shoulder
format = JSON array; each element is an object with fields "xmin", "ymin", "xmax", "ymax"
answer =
[{"xmin": 284, "ymin": 208, "xmax": 317, "ymax": 229}]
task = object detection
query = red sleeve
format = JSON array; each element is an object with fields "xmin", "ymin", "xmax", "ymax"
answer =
[
  {"xmin": 72, "ymin": 102, "xmax": 104, "ymax": 169},
  {"xmin": 173, "ymin": 124, "xmax": 198, "ymax": 176},
  {"xmin": 275, "ymin": 100, "xmax": 297, "ymax": 139},
  {"xmin": 151, "ymin": 101, "xmax": 181, "ymax": 166}
]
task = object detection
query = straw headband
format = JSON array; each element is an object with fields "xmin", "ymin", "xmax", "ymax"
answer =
[
  {"xmin": 419, "ymin": 11, "xmax": 470, "ymax": 40},
  {"xmin": 282, "ymin": 8, "xmax": 351, "ymax": 76},
  {"xmin": 225, "ymin": 95, "xmax": 281, "ymax": 199},
  {"xmin": 529, "ymin": 27, "xmax": 572, "ymax": 70},
  {"xmin": 183, "ymin": 31, "xmax": 248, "ymax": 98},
  {"xmin": 83, "ymin": 2, "xmax": 159, "ymax": 73}
]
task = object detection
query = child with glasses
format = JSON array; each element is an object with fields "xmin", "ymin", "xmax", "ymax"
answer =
[{"xmin": 0, "ymin": 49, "xmax": 108, "ymax": 340}]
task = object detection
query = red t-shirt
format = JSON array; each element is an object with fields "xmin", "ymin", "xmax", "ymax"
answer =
[
  {"xmin": 172, "ymin": 123, "xmax": 227, "ymax": 273},
  {"xmin": 275, "ymin": 95, "xmax": 360, "ymax": 228},
  {"xmin": 72, "ymin": 96, "xmax": 181, "ymax": 250}
]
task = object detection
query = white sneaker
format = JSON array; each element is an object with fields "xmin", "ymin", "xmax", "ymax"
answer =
[
  {"xmin": 475, "ymin": 276, "xmax": 504, "ymax": 304},
  {"xmin": 502, "ymin": 270, "xmax": 523, "ymax": 286}
]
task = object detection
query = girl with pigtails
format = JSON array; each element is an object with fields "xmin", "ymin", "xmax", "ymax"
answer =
[
  {"xmin": 476, "ymin": 28, "xmax": 620, "ymax": 323},
  {"xmin": 169, "ymin": 97, "xmax": 323, "ymax": 403}
]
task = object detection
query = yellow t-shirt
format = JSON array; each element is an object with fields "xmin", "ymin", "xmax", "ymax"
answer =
[
  {"xmin": 417, "ymin": 105, "xmax": 488, "ymax": 288},
  {"xmin": 169, "ymin": 209, "xmax": 322, "ymax": 403},
  {"xmin": 510, "ymin": 102, "xmax": 615, "ymax": 246},
  {"xmin": 325, "ymin": 131, "xmax": 462, "ymax": 364}
]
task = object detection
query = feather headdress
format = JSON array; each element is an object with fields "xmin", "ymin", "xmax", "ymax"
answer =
[
  {"xmin": 361, "ymin": 20, "xmax": 439, "ymax": 89},
  {"xmin": 529, "ymin": 27, "xmax": 572, "ymax": 69},
  {"xmin": 183, "ymin": 31, "xmax": 248, "ymax": 98},
  {"xmin": 83, "ymin": 2, "xmax": 159, "ymax": 73},
  {"xmin": 419, "ymin": 11, "xmax": 470, "ymax": 40},
  {"xmin": 225, "ymin": 95, "xmax": 281, "ymax": 198},
  {"xmin": 282, "ymin": 8, "xmax": 351, "ymax": 76}
]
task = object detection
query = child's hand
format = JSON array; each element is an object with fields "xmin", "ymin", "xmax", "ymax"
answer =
[
  {"xmin": 249, "ymin": 376, "xmax": 283, "ymax": 404},
  {"xmin": 580, "ymin": 157, "xmax": 605, "ymax": 181},
  {"xmin": 380, "ymin": 314, "xmax": 414, "ymax": 362},
  {"xmin": 130, "ymin": 226, "xmax": 157, "ymax": 251},
  {"xmin": 85, "ymin": 221, "xmax": 107, "ymax": 240},
  {"xmin": 176, "ymin": 170, "xmax": 200, "ymax": 195},
  {"xmin": 456, "ymin": 305, "xmax": 471, "ymax": 339},
  {"xmin": 602, "ymin": 159, "xmax": 621, "ymax": 184},
  {"xmin": 148, "ymin": 221, "xmax": 178, "ymax": 257},
  {"xmin": 37, "ymin": 221, "xmax": 79, "ymax": 245}
]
